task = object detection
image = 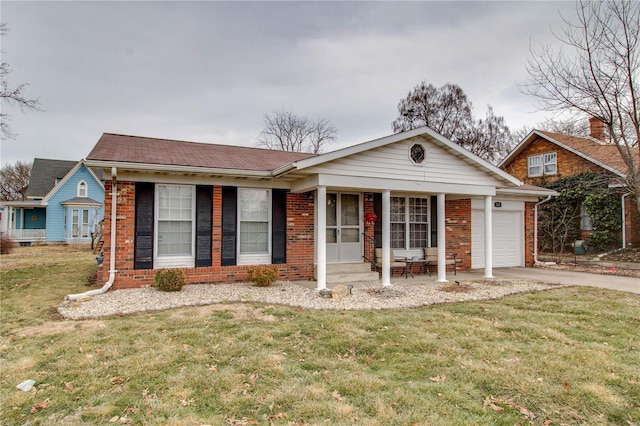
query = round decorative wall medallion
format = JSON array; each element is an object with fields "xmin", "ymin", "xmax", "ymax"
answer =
[{"xmin": 31, "ymin": 215, "xmax": 38, "ymax": 221}]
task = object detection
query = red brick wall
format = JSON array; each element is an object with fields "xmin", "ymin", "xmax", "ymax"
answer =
[
  {"xmin": 624, "ymin": 196, "xmax": 640, "ymax": 247},
  {"xmin": 525, "ymin": 202, "xmax": 536, "ymax": 266},
  {"xmin": 445, "ymin": 199, "xmax": 471, "ymax": 270},
  {"xmin": 100, "ymin": 182, "xmax": 317, "ymax": 289}
]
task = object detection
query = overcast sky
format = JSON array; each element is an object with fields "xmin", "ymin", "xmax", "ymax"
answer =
[{"xmin": 0, "ymin": 1, "xmax": 578, "ymax": 166}]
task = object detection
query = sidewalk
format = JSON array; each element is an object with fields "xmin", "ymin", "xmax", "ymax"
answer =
[{"xmin": 491, "ymin": 267, "xmax": 640, "ymax": 294}]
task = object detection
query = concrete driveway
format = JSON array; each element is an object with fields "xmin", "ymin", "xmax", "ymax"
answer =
[{"xmin": 491, "ymin": 267, "xmax": 640, "ymax": 294}]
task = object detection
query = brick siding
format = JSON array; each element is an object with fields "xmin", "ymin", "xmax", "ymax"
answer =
[{"xmin": 100, "ymin": 182, "xmax": 316, "ymax": 289}]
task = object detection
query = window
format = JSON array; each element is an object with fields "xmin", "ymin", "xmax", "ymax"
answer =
[
  {"xmin": 580, "ymin": 204, "xmax": 592, "ymax": 230},
  {"xmin": 238, "ymin": 188, "xmax": 271, "ymax": 264},
  {"xmin": 391, "ymin": 196, "xmax": 430, "ymax": 250},
  {"xmin": 528, "ymin": 152, "xmax": 557, "ymax": 177},
  {"xmin": 77, "ymin": 180, "xmax": 87, "ymax": 197},
  {"xmin": 543, "ymin": 152, "xmax": 557, "ymax": 175},
  {"xmin": 72, "ymin": 209, "xmax": 79, "ymax": 237},
  {"xmin": 155, "ymin": 185, "xmax": 195, "ymax": 266},
  {"xmin": 409, "ymin": 198, "xmax": 429, "ymax": 248},
  {"xmin": 391, "ymin": 197, "xmax": 406, "ymax": 249}
]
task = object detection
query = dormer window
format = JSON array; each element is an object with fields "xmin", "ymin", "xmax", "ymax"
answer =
[
  {"xmin": 528, "ymin": 152, "xmax": 557, "ymax": 177},
  {"xmin": 77, "ymin": 180, "xmax": 88, "ymax": 197}
]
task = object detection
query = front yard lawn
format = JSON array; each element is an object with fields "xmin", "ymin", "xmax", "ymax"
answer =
[{"xmin": 1, "ymin": 245, "xmax": 639, "ymax": 425}]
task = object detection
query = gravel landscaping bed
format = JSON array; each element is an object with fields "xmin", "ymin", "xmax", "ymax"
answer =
[{"xmin": 58, "ymin": 279, "xmax": 561, "ymax": 319}]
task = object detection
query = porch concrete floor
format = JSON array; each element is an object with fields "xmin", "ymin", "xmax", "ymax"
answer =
[{"xmin": 298, "ymin": 267, "xmax": 640, "ymax": 294}]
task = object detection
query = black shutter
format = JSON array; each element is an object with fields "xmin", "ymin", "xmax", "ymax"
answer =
[
  {"xmin": 134, "ymin": 182, "xmax": 154, "ymax": 270},
  {"xmin": 373, "ymin": 193, "xmax": 382, "ymax": 248},
  {"xmin": 195, "ymin": 185, "xmax": 213, "ymax": 267},
  {"xmin": 430, "ymin": 195, "xmax": 438, "ymax": 247},
  {"xmin": 221, "ymin": 186, "xmax": 237, "ymax": 266},
  {"xmin": 272, "ymin": 189, "xmax": 287, "ymax": 264}
]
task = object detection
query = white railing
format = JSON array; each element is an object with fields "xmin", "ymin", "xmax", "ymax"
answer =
[{"xmin": 4, "ymin": 229, "xmax": 46, "ymax": 242}]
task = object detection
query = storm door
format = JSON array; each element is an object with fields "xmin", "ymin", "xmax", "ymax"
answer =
[{"xmin": 326, "ymin": 193, "xmax": 361, "ymax": 262}]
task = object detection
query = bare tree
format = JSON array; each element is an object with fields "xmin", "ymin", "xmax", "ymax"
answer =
[
  {"xmin": 1, "ymin": 23, "xmax": 40, "ymax": 140},
  {"xmin": 0, "ymin": 160, "xmax": 32, "ymax": 201},
  {"xmin": 392, "ymin": 82, "xmax": 515, "ymax": 164},
  {"xmin": 257, "ymin": 109, "xmax": 337, "ymax": 154},
  {"xmin": 522, "ymin": 0, "xmax": 640, "ymax": 214}
]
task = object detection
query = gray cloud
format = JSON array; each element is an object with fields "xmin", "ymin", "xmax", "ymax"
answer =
[{"xmin": 1, "ymin": 1, "xmax": 575, "ymax": 165}]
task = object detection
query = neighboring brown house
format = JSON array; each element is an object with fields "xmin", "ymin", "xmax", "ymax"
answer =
[
  {"xmin": 500, "ymin": 118, "xmax": 640, "ymax": 249},
  {"xmin": 82, "ymin": 128, "xmax": 554, "ymax": 291}
]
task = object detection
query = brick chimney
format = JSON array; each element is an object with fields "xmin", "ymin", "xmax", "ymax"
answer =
[{"xmin": 589, "ymin": 117, "xmax": 606, "ymax": 141}]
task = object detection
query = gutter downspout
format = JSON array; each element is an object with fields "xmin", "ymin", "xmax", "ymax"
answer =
[
  {"xmin": 534, "ymin": 195, "xmax": 552, "ymax": 265},
  {"xmin": 621, "ymin": 193, "xmax": 630, "ymax": 249},
  {"xmin": 66, "ymin": 167, "xmax": 118, "ymax": 301}
]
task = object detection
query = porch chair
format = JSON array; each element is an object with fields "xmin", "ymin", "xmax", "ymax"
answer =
[
  {"xmin": 424, "ymin": 247, "xmax": 459, "ymax": 276},
  {"xmin": 374, "ymin": 248, "xmax": 409, "ymax": 278}
]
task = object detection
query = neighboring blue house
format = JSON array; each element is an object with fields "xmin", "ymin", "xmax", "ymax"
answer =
[{"xmin": 0, "ymin": 158, "xmax": 104, "ymax": 244}]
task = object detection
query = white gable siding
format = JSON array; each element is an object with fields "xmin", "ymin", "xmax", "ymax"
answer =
[{"xmin": 303, "ymin": 137, "xmax": 503, "ymax": 187}]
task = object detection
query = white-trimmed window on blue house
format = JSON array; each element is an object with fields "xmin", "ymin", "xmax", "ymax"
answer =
[
  {"xmin": 238, "ymin": 188, "xmax": 271, "ymax": 265},
  {"xmin": 77, "ymin": 180, "xmax": 88, "ymax": 197},
  {"xmin": 528, "ymin": 152, "xmax": 557, "ymax": 177},
  {"xmin": 155, "ymin": 184, "xmax": 195, "ymax": 268},
  {"xmin": 391, "ymin": 196, "xmax": 430, "ymax": 254},
  {"xmin": 71, "ymin": 209, "xmax": 90, "ymax": 238}
]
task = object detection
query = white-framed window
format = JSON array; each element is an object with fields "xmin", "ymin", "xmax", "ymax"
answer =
[
  {"xmin": 238, "ymin": 188, "xmax": 271, "ymax": 265},
  {"xmin": 77, "ymin": 180, "xmax": 88, "ymax": 197},
  {"xmin": 543, "ymin": 152, "xmax": 557, "ymax": 175},
  {"xmin": 580, "ymin": 204, "xmax": 592, "ymax": 231},
  {"xmin": 391, "ymin": 196, "xmax": 430, "ymax": 250},
  {"xmin": 528, "ymin": 152, "xmax": 557, "ymax": 177},
  {"xmin": 154, "ymin": 184, "xmax": 195, "ymax": 268}
]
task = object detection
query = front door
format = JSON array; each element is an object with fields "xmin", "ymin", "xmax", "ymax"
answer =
[{"xmin": 326, "ymin": 193, "xmax": 361, "ymax": 262}]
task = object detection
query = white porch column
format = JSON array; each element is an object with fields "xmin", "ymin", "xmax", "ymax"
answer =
[
  {"xmin": 381, "ymin": 189, "xmax": 391, "ymax": 286},
  {"xmin": 436, "ymin": 193, "xmax": 447, "ymax": 282},
  {"xmin": 484, "ymin": 194, "xmax": 493, "ymax": 278},
  {"xmin": 316, "ymin": 186, "xmax": 327, "ymax": 290}
]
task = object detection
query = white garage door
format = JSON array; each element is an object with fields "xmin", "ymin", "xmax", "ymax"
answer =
[{"xmin": 472, "ymin": 201, "xmax": 524, "ymax": 269}]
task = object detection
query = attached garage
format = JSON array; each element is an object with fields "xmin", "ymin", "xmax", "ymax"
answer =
[{"xmin": 472, "ymin": 199, "xmax": 524, "ymax": 268}]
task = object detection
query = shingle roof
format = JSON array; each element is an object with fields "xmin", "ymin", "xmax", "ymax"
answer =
[
  {"xmin": 87, "ymin": 133, "xmax": 316, "ymax": 171},
  {"xmin": 26, "ymin": 158, "xmax": 104, "ymax": 198},
  {"xmin": 60, "ymin": 197, "xmax": 102, "ymax": 205},
  {"xmin": 26, "ymin": 158, "xmax": 78, "ymax": 197},
  {"xmin": 535, "ymin": 131, "xmax": 638, "ymax": 176}
]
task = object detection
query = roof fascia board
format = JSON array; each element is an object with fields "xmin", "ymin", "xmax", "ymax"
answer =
[
  {"xmin": 114, "ymin": 170, "xmax": 292, "ymax": 189},
  {"xmin": 85, "ymin": 160, "xmax": 273, "ymax": 178},
  {"xmin": 315, "ymin": 174, "xmax": 497, "ymax": 196},
  {"xmin": 0, "ymin": 200, "xmax": 47, "ymax": 207},
  {"xmin": 84, "ymin": 162, "xmax": 106, "ymax": 189},
  {"xmin": 497, "ymin": 187, "xmax": 558, "ymax": 197}
]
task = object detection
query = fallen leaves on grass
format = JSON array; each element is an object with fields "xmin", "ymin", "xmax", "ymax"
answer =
[
  {"xmin": 332, "ymin": 390, "xmax": 345, "ymax": 401},
  {"xmin": 429, "ymin": 375, "xmax": 446, "ymax": 383},
  {"xmin": 483, "ymin": 396, "xmax": 538, "ymax": 421},
  {"xmin": 30, "ymin": 399, "xmax": 49, "ymax": 413}
]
